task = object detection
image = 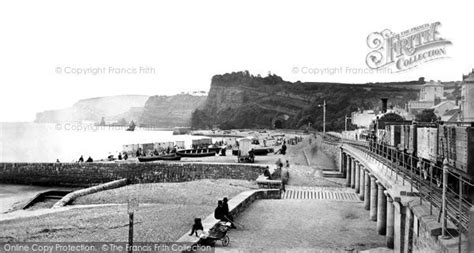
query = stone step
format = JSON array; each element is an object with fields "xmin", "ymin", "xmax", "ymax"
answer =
[
  {"xmin": 282, "ymin": 189, "xmax": 360, "ymax": 201},
  {"xmin": 322, "ymin": 170, "xmax": 345, "ymax": 178}
]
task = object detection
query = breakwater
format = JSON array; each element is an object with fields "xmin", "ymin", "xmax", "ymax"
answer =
[{"xmin": 0, "ymin": 162, "xmax": 266, "ymax": 187}]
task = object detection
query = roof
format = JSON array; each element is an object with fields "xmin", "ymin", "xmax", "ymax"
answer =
[
  {"xmin": 463, "ymin": 70, "xmax": 474, "ymax": 82},
  {"xmin": 431, "ymin": 100, "xmax": 455, "ymax": 109},
  {"xmin": 443, "ymin": 108, "xmax": 460, "ymax": 117}
]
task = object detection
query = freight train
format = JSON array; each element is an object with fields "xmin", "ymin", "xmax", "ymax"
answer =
[{"xmin": 367, "ymin": 116, "xmax": 474, "ymax": 188}]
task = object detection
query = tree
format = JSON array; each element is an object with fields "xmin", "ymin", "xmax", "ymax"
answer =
[
  {"xmin": 99, "ymin": 117, "xmax": 106, "ymax": 126},
  {"xmin": 415, "ymin": 109, "xmax": 438, "ymax": 122}
]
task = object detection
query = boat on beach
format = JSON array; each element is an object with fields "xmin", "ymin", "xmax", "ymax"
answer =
[
  {"xmin": 231, "ymin": 147, "xmax": 274, "ymax": 156},
  {"xmin": 176, "ymin": 148, "xmax": 220, "ymax": 157},
  {"xmin": 138, "ymin": 154, "xmax": 181, "ymax": 162}
]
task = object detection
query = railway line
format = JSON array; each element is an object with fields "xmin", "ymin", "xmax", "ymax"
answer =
[{"xmin": 320, "ymin": 131, "xmax": 472, "ymax": 238}]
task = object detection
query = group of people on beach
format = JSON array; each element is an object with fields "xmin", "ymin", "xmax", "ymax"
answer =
[
  {"xmin": 74, "ymin": 151, "xmax": 129, "ymax": 163},
  {"xmin": 76, "ymin": 155, "xmax": 93, "ymax": 163}
]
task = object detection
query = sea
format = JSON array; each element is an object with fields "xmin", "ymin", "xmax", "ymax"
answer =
[{"xmin": 0, "ymin": 122, "xmax": 207, "ymax": 163}]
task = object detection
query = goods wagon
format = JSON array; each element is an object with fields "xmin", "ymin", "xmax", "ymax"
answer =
[
  {"xmin": 438, "ymin": 125, "xmax": 474, "ymax": 176},
  {"xmin": 400, "ymin": 125, "xmax": 411, "ymax": 152},
  {"xmin": 416, "ymin": 127, "xmax": 438, "ymax": 161}
]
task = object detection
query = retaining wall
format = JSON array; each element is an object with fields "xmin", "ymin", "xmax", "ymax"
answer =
[{"xmin": 0, "ymin": 162, "xmax": 266, "ymax": 187}]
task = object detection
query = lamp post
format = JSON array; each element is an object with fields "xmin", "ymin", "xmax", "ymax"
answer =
[{"xmin": 318, "ymin": 100, "xmax": 326, "ymax": 133}]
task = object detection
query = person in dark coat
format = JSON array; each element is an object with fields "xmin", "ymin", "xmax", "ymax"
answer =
[
  {"xmin": 281, "ymin": 143, "xmax": 287, "ymax": 155},
  {"xmin": 263, "ymin": 166, "xmax": 272, "ymax": 179},
  {"xmin": 214, "ymin": 200, "xmax": 225, "ymax": 220},
  {"xmin": 86, "ymin": 156, "xmax": 93, "ymax": 162},
  {"xmin": 222, "ymin": 197, "xmax": 236, "ymax": 228},
  {"xmin": 78, "ymin": 155, "xmax": 84, "ymax": 163}
]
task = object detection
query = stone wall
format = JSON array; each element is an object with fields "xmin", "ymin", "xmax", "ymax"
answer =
[{"xmin": 0, "ymin": 162, "xmax": 266, "ymax": 187}]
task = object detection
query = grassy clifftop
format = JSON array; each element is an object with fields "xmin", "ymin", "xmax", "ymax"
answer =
[{"xmin": 192, "ymin": 71, "xmax": 422, "ymax": 131}]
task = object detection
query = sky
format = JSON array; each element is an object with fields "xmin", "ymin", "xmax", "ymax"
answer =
[{"xmin": 0, "ymin": 0, "xmax": 473, "ymax": 122}]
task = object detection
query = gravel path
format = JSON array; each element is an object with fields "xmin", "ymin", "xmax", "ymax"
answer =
[{"xmin": 285, "ymin": 137, "xmax": 346, "ymax": 188}]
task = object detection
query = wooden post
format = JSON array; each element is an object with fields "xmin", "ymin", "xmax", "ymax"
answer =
[
  {"xmin": 128, "ymin": 212, "xmax": 134, "ymax": 253},
  {"xmin": 128, "ymin": 197, "xmax": 139, "ymax": 253}
]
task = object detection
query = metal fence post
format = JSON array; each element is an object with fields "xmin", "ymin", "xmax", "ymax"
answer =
[
  {"xmin": 459, "ymin": 177, "xmax": 463, "ymax": 253},
  {"xmin": 429, "ymin": 163, "xmax": 433, "ymax": 216},
  {"xmin": 419, "ymin": 161, "xmax": 423, "ymax": 205},
  {"xmin": 442, "ymin": 159, "xmax": 449, "ymax": 239}
]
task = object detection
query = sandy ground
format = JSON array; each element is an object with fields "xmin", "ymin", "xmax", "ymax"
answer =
[
  {"xmin": 224, "ymin": 200, "xmax": 386, "ymax": 252},
  {"xmin": 0, "ymin": 179, "xmax": 256, "ymax": 242}
]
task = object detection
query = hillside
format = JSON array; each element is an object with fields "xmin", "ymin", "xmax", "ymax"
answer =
[
  {"xmin": 35, "ymin": 95, "xmax": 149, "ymax": 123},
  {"xmin": 35, "ymin": 94, "xmax": 207, "ymax": 128},
  {"xmin": 191, "ymin": 71, "xmax": 423, "ymax": 131},
  {"xmin": 139, "ymin": 94, "xmax": 207, "ymax": 127}
]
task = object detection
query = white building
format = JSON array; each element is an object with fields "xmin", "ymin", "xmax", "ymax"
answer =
[
  {"xmin": 351, "ymin": 110, "xmax": 376, "ymax": 129},
  {"xmin": 419, "ymin": 80, "xmax": 445, "ymax": 102}
]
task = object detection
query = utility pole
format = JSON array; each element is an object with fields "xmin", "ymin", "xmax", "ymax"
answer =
[
  {"xmin": 323, "ymin": 100, "xmax": 326, "ymax": 134},
  {"xmin": 318, "ymin": 100, "xmax": 327, "ymax": 133}
]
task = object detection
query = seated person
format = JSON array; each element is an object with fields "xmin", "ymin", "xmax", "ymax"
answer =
[
  {"xmin": 222, "ymin": 197, "xmax": 236, "ymax": 228},
  {"xmin": 214, "ymin": 200, "xmax": 225, "ymax": 220},
  {"xmin": 263, "ymin": 166, "xmax": 272, "ymax": 180}
]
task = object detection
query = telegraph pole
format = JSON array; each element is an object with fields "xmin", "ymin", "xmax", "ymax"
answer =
[
  {"xmin": 323, "ymin": 100, "xmax": 326, "ymax": 133},
  {"xmin": 318, "ymin": 100, "xmax": 327, "ymax": 133}
]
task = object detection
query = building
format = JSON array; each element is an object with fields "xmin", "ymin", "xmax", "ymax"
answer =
[
  {"xmin": 407, "ymin": 100, "xmax": 435, "ymax": 115},
  {"xmin": 419, "ymin": 80, "xmax": 445, "ymax": 102},
  {"xmin": 351, "ymin": 110, "xmax": 376, "ymax": 129},
  {"xmin": 351, "ymin": 106, "xmax": 411, "ymax": 129}
]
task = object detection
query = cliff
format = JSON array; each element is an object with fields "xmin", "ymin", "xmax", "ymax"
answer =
[
  {"xmin": 139, "ymin": 94, "xmax": 207, "ymax": 127},
  {"xmin": 35, "ymin": 95, "xmax": 149, "ymax": 123},
  {"xmin": 191, "ymin": 71, "xmax": 423, "ymax": 131}
]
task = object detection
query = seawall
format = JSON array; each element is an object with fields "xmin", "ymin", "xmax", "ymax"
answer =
[{"xmin": 0, "ymin": 162, "xmax": 266, "ymax": 187}]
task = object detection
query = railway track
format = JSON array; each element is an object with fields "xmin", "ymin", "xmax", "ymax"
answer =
[{"xmin": 344, "ymin": 139, "xmax": 471, "ymax": 233}]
